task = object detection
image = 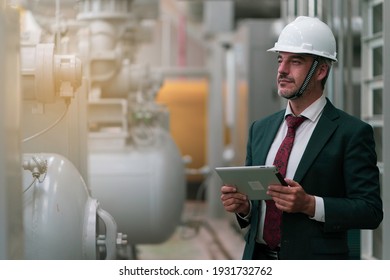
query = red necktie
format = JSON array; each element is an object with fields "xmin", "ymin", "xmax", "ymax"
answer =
[{"xmin": 263, "ymin": 115, "xmax": 306, "ymax": 249}]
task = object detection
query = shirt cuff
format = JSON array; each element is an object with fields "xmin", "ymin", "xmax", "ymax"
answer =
[
  {"xmin": 237, "ymin": 200, "xmax": 252, "ymax": 221},
  {"xmin": 310, "ymin": 196, "xmax": 325, "ymax": 222}
]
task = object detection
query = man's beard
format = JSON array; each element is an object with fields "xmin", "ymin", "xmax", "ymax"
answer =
[
  {"xmin": 277, "ymin": 75, "xmax": 298, "ymax": 99},
  {"xmin": 278, "ymin": 88, "xmax": 299, "ymax": 99}
]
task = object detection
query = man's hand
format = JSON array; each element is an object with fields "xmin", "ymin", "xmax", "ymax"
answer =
[
  {"xmin": 267, "ymin": 178, "xmax": 315, "ymax": 217},
  {"xmin": 220, "ymin": 185, "xmax": 250, "ymax": 216}
]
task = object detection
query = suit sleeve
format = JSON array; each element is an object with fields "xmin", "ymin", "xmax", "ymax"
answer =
[{"xmin": 323, "ymin": 123, "xmax": 383, "ymax": 231}]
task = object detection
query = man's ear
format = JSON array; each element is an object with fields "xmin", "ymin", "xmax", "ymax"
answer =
[{"xmin": 317, "ymin": 63, "xmax": 329, "ymax": 80}]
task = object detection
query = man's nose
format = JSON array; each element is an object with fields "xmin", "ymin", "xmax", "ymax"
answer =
[{"xmin": 278, "ymin": 61, "xmax": 289, "ymax": 74}]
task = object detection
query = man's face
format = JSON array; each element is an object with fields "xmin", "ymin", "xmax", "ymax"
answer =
[{"xmin": 276, "ymin": 52, "xmax": 314, "ymax": 99}]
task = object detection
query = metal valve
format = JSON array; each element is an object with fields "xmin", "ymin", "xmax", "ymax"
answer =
[{"xmin": 22, "ymin": 155, "xmax": 48, "ymax": 179}]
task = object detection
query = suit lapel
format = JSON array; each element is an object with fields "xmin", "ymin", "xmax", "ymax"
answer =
[
  {"xmin": 257, "ymin": 112, "xmax": 285, "ymax": 164},
  {"xmin": 294, "ymin": 99, "xmax": 339, "ymax": 182}
]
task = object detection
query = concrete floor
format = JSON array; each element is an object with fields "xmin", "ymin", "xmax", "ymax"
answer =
[{"xmin": 135, "ymin": 201, "xmax": 246, "ymax": 260}]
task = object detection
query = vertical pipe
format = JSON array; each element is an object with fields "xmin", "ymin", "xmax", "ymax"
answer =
[
  {"xmin": 177, "ymin": 14, "xmax": 186, "ymax": 67},
  {"xmin": 55, "ymin": 0, "xmax": 61, "ymax": 50},
  {"xmin": 382, "ymin": 0, "xmax": 390, "ymax": 260},
  {"xmin": 337, "ymin": 0, "xmax": 345, "ymax": 110},
  {"xmin": 325, "ymin": 0, "xmax": 335, "ymax": 102},
  {"xmin": 308, "ymin": 0, "xmax": 315, "ymax": 17},
  {"xmin": 225, "ymin": 45, "xmax": 236, "ymax": 130},
  {"xmin": 0, "ymin": 2, "xmax": 24, "ymax": 259},
  {"xmin": 297, "ymin": 0, "xmax": 308, "ymax": 15},
  {"xmin": 359, "ymin": 0, "xmax": 372, "ymax": 259},
  {"xmin": 225, "ymin": 44, "xmax": 238, "ymax": 164},
  {"xmin": 206, "ymin": 39, "xmax": 225, "ymax": 218},
  {"xmin": 203, "ymin": 0, "xmax": 234, "ymax": 218},
  {"xmin": 317, "ymin": 0, "xmax": 323, "ymax": 18},
  {"xmin": 161, "ymin": 14, "xmax": 172, "ymax": 67},
  {"xmin": 345, "ymin": 0, "xmax": 354, "ymax": 115},
  {"xmin": 281, "ymin": 0, "xmax": 288, "ymax": 20}
]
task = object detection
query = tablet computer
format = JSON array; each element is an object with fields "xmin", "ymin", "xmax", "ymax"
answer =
[{"xmin": 214, "ymin": 165, "xmax": 287, "ymax": 200}]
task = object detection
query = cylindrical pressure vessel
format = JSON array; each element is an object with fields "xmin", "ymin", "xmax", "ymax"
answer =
[
  {"xmin": 88, "ymin": 127, "xmax": 186, "ymax": 244},
  {"xmin": 22, "ymin": 153, "xmax": 120, "ymax": 259}
]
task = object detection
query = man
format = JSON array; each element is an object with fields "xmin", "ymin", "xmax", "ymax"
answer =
[{"xmin": 220, "ymin": 16, "xmax": 383, "ymax": 260}]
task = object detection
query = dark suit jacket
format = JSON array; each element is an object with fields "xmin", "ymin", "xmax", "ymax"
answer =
[{"xmin": 238, "ymin": 98, "xmax": 383, "ymax": 260}]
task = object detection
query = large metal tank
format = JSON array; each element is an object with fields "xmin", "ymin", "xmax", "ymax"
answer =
[
  {"xmin": 88, "ymin": 126, "xmax": 186, "ymax": 244},
  {"xmin": 22, "ymin": 153, "xmax": 122, "ymax": 259}
]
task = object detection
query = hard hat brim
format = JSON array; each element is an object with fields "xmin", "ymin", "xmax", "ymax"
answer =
[{"xmin": 267, "ymin": 44, "xmax": 338, "ymax": 62}]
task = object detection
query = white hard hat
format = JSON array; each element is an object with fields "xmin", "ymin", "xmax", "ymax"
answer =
[{"xmin": 268, "ymin": 16, "xmax": 337, "ymax": 62}]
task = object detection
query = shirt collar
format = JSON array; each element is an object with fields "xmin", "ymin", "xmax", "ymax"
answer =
[{"xmin": 285, "ymin": 94, "xmax": 326, "ymax": 122}]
